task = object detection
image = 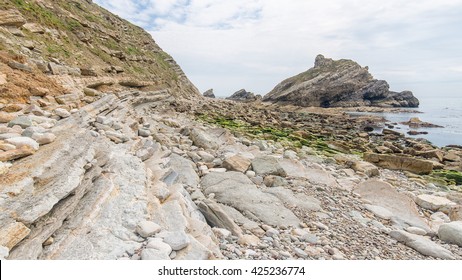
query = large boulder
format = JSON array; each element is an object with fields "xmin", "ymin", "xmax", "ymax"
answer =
[
  {"xmin": 356, "ymin": 180, "xmax": 430, "ymax": 232},
  {"xmin": 389, "ymin": 230, "xmax": 455, "ymax": 259},
  {"xmin": 364, "ymin": 153, "xmax": 433, "ymax": 175},
  {"xmin": 200, "ymin": 171, "xmax": 301, "ymax": 228},
  {"xmin": 438, "ymin": 222, "xmax": 462, "ymax": 247},
  {"xmin": 263, "ymin": 54, "xmax": 419, "ymax": 108}
]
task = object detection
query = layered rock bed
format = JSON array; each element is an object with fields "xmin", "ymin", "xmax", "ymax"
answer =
[{"xmin": 1, "ymin": 91, "xmax": 462, "ymax": 260}]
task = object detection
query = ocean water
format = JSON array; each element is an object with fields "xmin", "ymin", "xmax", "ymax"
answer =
[{"xmin": 348, "ymin": 96, "xmax": 462, "ymax": 147}]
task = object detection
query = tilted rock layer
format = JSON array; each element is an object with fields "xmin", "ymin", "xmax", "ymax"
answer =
[{"xmin": 263, "ymin": 54, "xmax": 419, "ymax": 108}]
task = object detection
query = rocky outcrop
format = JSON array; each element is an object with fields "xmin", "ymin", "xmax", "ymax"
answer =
[
  {"xmin": 203, "ymin": 89, "xmax": 215, "ymax": 98},
  {"xmin": 227, "ymin": 89, "xmax": 260, "ymax": 102},
  {"xmin": 263, "ymin": 54, "xmax": 419, "ymax": 108}
]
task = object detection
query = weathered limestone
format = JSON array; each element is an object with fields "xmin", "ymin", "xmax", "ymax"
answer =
[
  {"xmin": 415, "ymin": 194, "xmax": 456, "ymax": 213},
  {"xmin": 390, "ymin": 230, "xmax": 455, "ymax": 259},
  {"xmin": 201, "ymin": 171, "xmax": 300, "ymax": 228},
  {"xmin": 356, "ymin": 180, "xmax": 430, "ymax": 232},
  {"xmin": 364, "ymin": 153, "xmax": 433, "ymax": 175}
]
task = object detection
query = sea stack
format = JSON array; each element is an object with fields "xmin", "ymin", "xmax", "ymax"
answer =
[{"xmin": 263, "ymin": 54, "xmax": 419, "ymax": 108}]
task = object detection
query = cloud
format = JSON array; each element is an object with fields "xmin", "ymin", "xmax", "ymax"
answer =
[{"xmin": 95, "ymin": 0, "xmax": 462, "ymax": 98}]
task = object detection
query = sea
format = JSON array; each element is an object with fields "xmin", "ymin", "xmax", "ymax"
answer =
[{"xmin": 348, "ymin": 96, "xmax": 462, "ymax": 147}]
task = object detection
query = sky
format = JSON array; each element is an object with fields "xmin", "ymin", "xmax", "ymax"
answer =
[{"xmin": 94, "ymin": 0, "xmax": 462, "ymax": 98}]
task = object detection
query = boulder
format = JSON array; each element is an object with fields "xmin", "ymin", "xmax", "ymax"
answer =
[
  {"xmin": 364, "ymin": 152, "xmax": 433, "ymax": 175},
  {"xmin": 48, "ymin": 62, "xmax": 69, "ymax": 75},
  {"xmin": 201, "ymin": 171, "xmax": 300, "ymax": 228},
  {"xmin": 161, "ymin": 231, "xmax": 190, "ymax": 251},
  {"xmin": 54, "ymin": 108, "xmax": 71, "ymax": 118},
  {"xmin": 190, "ymin": 128, "xmax": 219, "ymax": 150},
  {"xmin": 223, "ymin": 155, "xmax": 251, "ymax": 173},
  {"xmin": 197, "ymin": 199, "xmax": 243, "ymax": 236},
  {"xmin": 7, "ymin": 61, "xmax": 32, "ymax": 73},
  {"xmin": 146, "ymin": 238, "xmax": 172, "ymax": 255},
  {"xmin": 415, "ymin": 194, "xmax": 456, "ymax": 213},
  {"xmin": 5, "ymin": 137, "xmax": 39, "ymax": 151},
  {"xmin": 8, "ymin": 116, "xmax": 32, "ymax": 129},
  {"xmin": 251, "ymin": 156, "xmax": 286, "ymax": 176},
  {"xmin": 31, "ymin": 133, "xmax": 57, "ymax": 145},
  {"xmin": 55, "ymin": 93, "xmax": 81, "ymax": 105},
  {"xmin": 356, "ymin": 180, "xmax": 430, "ymax": 232},
  {"xmin": 389, "ymin": 230, "xmax": 455, "ymax": 259},
  {"xmin": 438, "ymin": 222, "xmax": 462, "ymax": 246},
  {"xmin": 136, "ymin": 221, "xmax": 161, "ymax": 238},
  {"xmin": 351, "ymin": 160, "xmax": 380, "ymax": 177}
]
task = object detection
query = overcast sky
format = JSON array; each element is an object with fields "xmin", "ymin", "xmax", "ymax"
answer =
[{"xmin": 94, "ymin": 0, "xmax": 462, "ymax": 98}]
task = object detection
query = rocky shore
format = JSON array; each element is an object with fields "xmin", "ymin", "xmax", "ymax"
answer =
[
  {"xmin": 1, "ymin": 90, "xmax": 461, "ymax": 260},
  {"xmin": 1, "ymin": 0, "xmax": 461, "ymax": 261}
]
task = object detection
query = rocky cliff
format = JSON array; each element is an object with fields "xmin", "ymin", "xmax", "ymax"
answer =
[
  {"xmin": 0, "ymin": 0, "xmax": 199, "ymax": 105},
  {"xmin": 263, "ymin": 55, "xmax": 419, "ymax": 108}
]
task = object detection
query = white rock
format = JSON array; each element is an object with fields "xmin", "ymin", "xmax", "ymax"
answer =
[
  {"xmin": 390, "ymin": 230, "xmax": 455, "ymax": 259},
  {"xmin": 146, "ymin": 238, "xmax": 173, "ymax": 255},
  {"xmin": 31, "ymin": 132, "xmax": 56, "ymax": 145},
  {"xmin": 212, "ymin": 228, "xmax": 232, "ymax": 239},
  {"xmin": 140, "ymin": 248, "xmax": 170, "ymax": 260},
  {"xmin": 438, "ymin": 221, "xmax": 462, "ymax": 246},
  {"xmin": 54, "ymin": 108, "xmax": 71, "ymax": 118},
  {"xmin": 415, "ymin": 194, "xmax": 456, "ymax": 212},
  {"xmin": 405, "ymin": 227, "xmax": 427, "ymax": 236},
  {"xmin": 364, "ymin": 204, "xmax": 394, "ymax": 220},
  {"xmin": 245, "ymin": 170, "xmax": 256, "ymax": 178},
  {"xmin": 162, "ymin": 231, "xmax": 190, "ymax": 251},
  {"xmin": 5, "ymin": 136, "xmax": 39, "ymax": 151},
  {"xmin": 265, "ymin": 228, "xmax": 279, "ymax": 237},
  {"xmin": 431, "ymin": 212, "xmax": 451, "ymax": 222},
  {"xmin": 136, "ymin": 221, "xmax": 161, "ymax": 238}
]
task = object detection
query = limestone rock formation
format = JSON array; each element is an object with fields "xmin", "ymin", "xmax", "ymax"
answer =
[
  {"xmin": 226, "ymin": 89, "xmax": 260, "ymax": 102},
  {"xmin": 263, "ymin": 54, "xmax": 419, "ymax": 108},
  {"xmin": 203, "ymin": 89, "xmax": 215, "ymax": 98}
]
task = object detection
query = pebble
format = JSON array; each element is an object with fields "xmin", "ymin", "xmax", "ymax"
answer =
[{"xmin": 293, "ymin": 247, "xmax": 308, "ymax": 258}]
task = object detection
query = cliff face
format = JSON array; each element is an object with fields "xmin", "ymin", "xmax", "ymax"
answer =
[
  {"xmin": 263, "ymin": 55, "xmax": 419, "ymax": 108},
  {"xmin": 0, "ymin": 0, "xmax": 199, "ymax": 105}
]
